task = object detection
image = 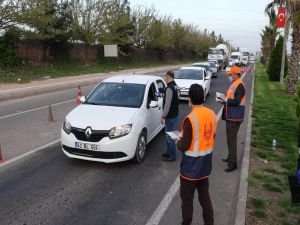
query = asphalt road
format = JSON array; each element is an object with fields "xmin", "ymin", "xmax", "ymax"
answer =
[{"xmin": 0, "ymin": 68, "xmax": 253, "ymax": 225}]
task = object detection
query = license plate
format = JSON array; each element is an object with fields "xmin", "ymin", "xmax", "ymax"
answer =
[
  {"xmin": 180, "ymin": 91, "xmax": 188, "ymax": 96},
  {"xmin": 75, "ymin": 142, "xmax": 101, "ymax": 151}
]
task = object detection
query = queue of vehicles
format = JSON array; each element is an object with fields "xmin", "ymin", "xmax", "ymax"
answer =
[
  {"xmin": 61, "ymin": 47, "xmax": 257, "ymax": 164},
  {"xmin": 61, "ymin": 58, "xmax": 224, "ymax": 164}
]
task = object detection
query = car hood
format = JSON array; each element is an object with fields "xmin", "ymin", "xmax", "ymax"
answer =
[
  {"xmin": 66, "ymin": 104, "xmax": 139, "ymax": 130},
  {"xmin": 175, "ymin": 79, "xmax": 204, "ymax": 89}
]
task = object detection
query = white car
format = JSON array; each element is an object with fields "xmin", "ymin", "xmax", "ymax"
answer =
[
  {"xmin": 193, "ymin": 62, "xmax": 214, "ymax": 78},
  {"xmin": 175, "ymin": 67, "xmax": 211, "ymax": 101},
  {"xmin": 61, "ymin": 75, "xmax": 166, "ymax": 163},
  {"xmin": 208, "ymin": 59, "xmax": 220, "ymax": 71}
]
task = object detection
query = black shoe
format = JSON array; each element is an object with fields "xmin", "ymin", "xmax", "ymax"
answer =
[
  {"xmin": 163, "ymin": 156, "xmax": 176, "ymax": 162},
  {"xmin": 162, "ymin": 153, "xmax": 170, "ymax": 158},
  {"xmin": 222, "ymin": 158, "xmax": 229, "ymax": 162},
  {"xmin": 225, "ymin": 163, "xmax": 237, "ymax": 172}
]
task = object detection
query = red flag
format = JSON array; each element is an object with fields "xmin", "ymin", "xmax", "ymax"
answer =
[{"xmin": 276, "ymin": 7, "xmax": 286, "ymax": 28}]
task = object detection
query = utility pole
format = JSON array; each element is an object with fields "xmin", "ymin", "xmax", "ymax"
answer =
[{"xmin": 280, "ymin": 2, "xmax": 289, "ymax": 84}]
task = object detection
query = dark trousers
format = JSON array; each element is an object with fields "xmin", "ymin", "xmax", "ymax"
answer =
[
  {"xmin": 226, "ymin": 121, "xmax": 242, "ymax": 165},
  {"xmin": 180, "ymin": 177, "xmax": 214, "ymax": 225}
]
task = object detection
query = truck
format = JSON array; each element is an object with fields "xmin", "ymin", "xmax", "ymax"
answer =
[
  {"xmin": 229, "ymin": 52, "xmax": 243, "ymax": 66},
  {"xmin": 207, "ymin": 44, "xmax": 229, "ymax": 69},
  {"xmin": 240, "ymin": 48, "xmax": 250, "ymax": 66}
]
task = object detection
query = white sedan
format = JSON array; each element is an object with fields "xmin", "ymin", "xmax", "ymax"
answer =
[
  {"xmin": 61, "ymin": 75, "xmax": 166, "ymax": 163},
  {"xmin": 175, "ymin": 67, "xmax": 211, "ymax": 101}
]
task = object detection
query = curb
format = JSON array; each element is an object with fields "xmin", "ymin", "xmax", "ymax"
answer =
[
  {"xmin": 0, "ymin": 65, "xmax": 185, "ymax": 101},
  {"xmin": 234, "ymin": 64, "xmax": 255, "ymax": 225}
]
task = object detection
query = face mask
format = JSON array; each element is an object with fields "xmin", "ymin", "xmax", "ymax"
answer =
[{"xmin": 228, "ymin": 76, "xmax": 233, "ymax": 82}]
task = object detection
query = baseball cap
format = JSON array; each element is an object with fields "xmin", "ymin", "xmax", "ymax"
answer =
[{"xmin": 227, "ymin": 66, "xmax": 241, "ymax": 75}]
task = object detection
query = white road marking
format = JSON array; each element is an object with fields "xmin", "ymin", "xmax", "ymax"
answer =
[
  {"xmin": 0, "ymin": 139, "xmax": 60, "ymax": 169},
  {"xmin": 145, "ymin": 64, "xmax": 252, "ymax": 225},
  {"xmin": 0, "ymin": 99, "xmax": 75, "ymax": 120}
]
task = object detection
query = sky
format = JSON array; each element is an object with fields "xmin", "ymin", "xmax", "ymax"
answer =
[{"xmin": 129, "ymin": 0, "xmax": 275, "ymax": 53}]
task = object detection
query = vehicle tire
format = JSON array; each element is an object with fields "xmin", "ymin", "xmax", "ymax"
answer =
[
  {"xmin": 133, "ymin": 131, "xmax": 147, "ymax": 163},
  {"xmin": 207, "ymin": 88, "xmax": 210, "ymax": 96}
]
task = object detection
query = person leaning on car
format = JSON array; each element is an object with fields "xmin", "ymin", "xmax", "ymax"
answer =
[
  {"xmin": 176, "ymin": 84, "xmax": 217, "ymax": 225},
  {"xmin": 219, "ymin": 66, "xmax": 246, "ymax": 172},
  {"xmin": 161, "ymin": 70, "xmax": 179, "ymax": 161}
]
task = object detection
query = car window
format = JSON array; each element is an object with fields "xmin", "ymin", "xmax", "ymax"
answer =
[
  {"xmin": 209, "ymin": 62, "xmax": 216, "ymax": 67},
  {"xmin": 175, "ymin": 69, "xmax": 203, "ymax": 80},
  {"xmin": 148, "ymin": 82, "xmax": 158, "ymax": 102},
  {"xmin": 85, "ymin": 82, "xmax": 145, "ymax": 108},
  {"xmin": 156, "ymin": 79, "xmax": 166, "ymax": 93},
  {"xmin": 194, "ymin": 64, "xmax": 209, "ymax": 71}
]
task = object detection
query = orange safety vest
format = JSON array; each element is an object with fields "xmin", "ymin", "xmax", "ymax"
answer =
[
  {"xmin": 225, "ymin": 79, "xmax": 246, "ymax": 122},
  {"xmin": 180, "ymin": 106, "xmax": 217, "ymax": 181}
]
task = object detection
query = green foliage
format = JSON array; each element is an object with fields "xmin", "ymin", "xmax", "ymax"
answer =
[
  {"xmin": 0, "ymin": 27, "xmax": 20, "ymax": 67},
  {"xmin": 267, "ymin": 36, "xmax": 288, "ymax": 81}
]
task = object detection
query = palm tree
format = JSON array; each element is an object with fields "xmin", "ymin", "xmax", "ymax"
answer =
[
  {"xmin": 266, "ymin": 0, "xmax": 300, "ymax": 94},
  {"xmin": 261, "ymin": 8, "xmax": 278, "ymax": 65}
]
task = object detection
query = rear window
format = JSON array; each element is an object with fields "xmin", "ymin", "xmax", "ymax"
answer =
[{"xmin": 175, "ymin": 69, "xmax": 203, "ymax": 80}]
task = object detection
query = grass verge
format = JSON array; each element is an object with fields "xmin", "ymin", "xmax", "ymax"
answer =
[
  {"xmin": 246, "ymin": 63, "xmax": 300, "ymax": 225},
  {"xmin": 0, "ymin": 59, "xmax": 194, "ymax": 83}
]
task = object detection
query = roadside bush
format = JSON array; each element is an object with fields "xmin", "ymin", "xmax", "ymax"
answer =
[
  {"xmin": 267, "ymin": 36, "xmax": 288, "ymax": 81},
  {"xmin": 0, "ymin": 28, "xmax": 20, "ymax": 67}
]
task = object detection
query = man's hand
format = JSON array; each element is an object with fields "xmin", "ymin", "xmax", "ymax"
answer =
[{"xmin": 160, "ymin": 118, "xmax": 165, "ymax": 124}]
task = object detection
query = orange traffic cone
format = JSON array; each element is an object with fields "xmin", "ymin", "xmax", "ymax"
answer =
[
  {"xmin": 0, "ymin": 144, "xmax": 4, "ymax": 163},
  {"xmin": 77, "ymin": 85, "xmax": 82, "ymax": 105}
]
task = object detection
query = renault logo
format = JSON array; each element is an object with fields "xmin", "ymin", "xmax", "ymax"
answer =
[{"xmin": 85, "ymin": 127, "xmax": 92, "ymax": 139}]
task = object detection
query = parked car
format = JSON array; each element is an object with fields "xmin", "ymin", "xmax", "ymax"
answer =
[
  {"xmin": 208, "ymin": 59, "xmax": 220, "ymax": 70},
  {"xmin": 61, "ymin": 75, "xmax": 166, "ymax": 163},
  {"xmin": 175, "ymin": 67, "xmax": 211, "ymax": 101},
  {"xmin": 193, "ymin": 62, "xmax": 214, "ymax": 78}
]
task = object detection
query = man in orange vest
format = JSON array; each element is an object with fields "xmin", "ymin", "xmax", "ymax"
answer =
[
  {"xmin": 219, "ymin": 66, "xmax": 246, "ymax": 172},
  {"xmin": 177, "ymin": 84, "xmax": 217, "ymax": 225}
]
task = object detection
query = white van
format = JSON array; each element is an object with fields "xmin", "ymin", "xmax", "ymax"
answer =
[{"xmin": 229, "ymin": 52, "xmax": 243, "ymax": 66}]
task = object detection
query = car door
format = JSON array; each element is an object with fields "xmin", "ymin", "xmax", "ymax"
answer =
[
  {"xmin": 155, "ymin": 79, "xmax": 166, "ymax": 130},
  {"xmin": 145, "ymin": 82, "xmax": 161, "ymax": 140},
  {"xmin": 204, "ymin": 70, "xmax": 211, "ymax": 95}
]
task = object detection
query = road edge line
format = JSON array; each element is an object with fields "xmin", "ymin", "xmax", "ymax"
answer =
[
  {"xmin": 234, "ymin": 64, "xmax": 255, "ymax": 225},
  {"xmin": 0, "ymin": 139, "xmax": 60, "ymax": 169}
]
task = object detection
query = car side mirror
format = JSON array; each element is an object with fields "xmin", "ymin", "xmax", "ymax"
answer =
[
  {"xmin": 80, "ymin": 96, "xmax": 86, "ymax": 103},
  {"xmin": 149, "ymin": 100, "xmax": 158, "ymax": 108}
]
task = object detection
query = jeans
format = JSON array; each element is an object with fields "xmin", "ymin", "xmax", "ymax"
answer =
[{"xmin": 165, "ymin": 116, "xmax": 178, "ymax": 160}]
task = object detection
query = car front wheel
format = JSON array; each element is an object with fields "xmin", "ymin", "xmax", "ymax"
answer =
[{"xmin": 133, "ymin": 131, "xmax": 147, "ymax": 163}]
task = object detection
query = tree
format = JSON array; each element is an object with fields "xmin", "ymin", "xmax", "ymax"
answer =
[
  {"xmin": 0, "ymin": 27, "xmax": 19, "ymax": 67},
  {"xmin": 261, "ymin": 8, "xmax": 278, "ymax": 64},
  {"xmin": 0, "ymin": 0, "xmax": 20, "ymax": 30},
  {"xmin": 267, "ymin": 36, "xmax": 288, "ymax": 81},
  {"xmin": 99, "ymin": 0, "xmax": 135, "ymax": 48},
  {"xmin": 266, "ymin": 0, "xmax": 300, "ymax": 94}
]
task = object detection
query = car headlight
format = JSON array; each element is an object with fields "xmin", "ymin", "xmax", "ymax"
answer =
[
  {"xmin": 109, "ymin": 124, "xmax": 132, "ymax": 139},
  {"xmin": 63, "ymin": 119, "xmax": 72, "ymax": 134}
]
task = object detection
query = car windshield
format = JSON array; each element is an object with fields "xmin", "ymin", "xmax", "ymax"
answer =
[
  {"xmin": 175, "ymin": 69, "xmax": 203, "ymax": 80},
  {"xmin": 193, "ymin": 64, "xmax": 209, "ymax": 71},
  {"xmin": 85, "ymin": 82, "xmax": 145, "ymax": 108},
  {"xmin": 208, "ymin": 50, "xmax": 223, "ymax": 55},
  {"xmin": 209, "ymin": 62, "xmax": 216, "ymax": 67},
  {"xmin": 231, "ymin": 55, "xmax": 239, "ymax": 59}
]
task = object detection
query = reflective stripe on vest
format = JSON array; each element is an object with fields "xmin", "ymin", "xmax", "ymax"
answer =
[{"xmin": 226, "ymin": 79, "xmax": 246, "ymax": 105}]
